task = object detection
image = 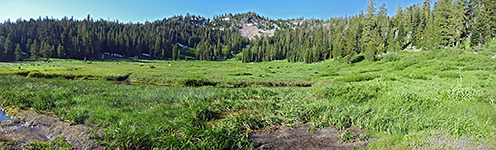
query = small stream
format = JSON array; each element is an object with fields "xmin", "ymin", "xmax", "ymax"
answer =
[{"xmin": 0, "ymin": 109, "xmax": 10, "ymax": 120}]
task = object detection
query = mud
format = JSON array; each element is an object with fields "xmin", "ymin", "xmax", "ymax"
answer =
[
  {"xmin": 0, "ymin": 108, "xmax": 107, "ymax": 149},
  {"xmin": 250, "ymin": 124, "xmax": 371, "ymax": 150}
]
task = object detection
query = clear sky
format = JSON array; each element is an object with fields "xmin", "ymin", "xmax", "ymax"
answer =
[{"xmin": 1, "ymin": 0, "xmax": 424, "ymax": 23}]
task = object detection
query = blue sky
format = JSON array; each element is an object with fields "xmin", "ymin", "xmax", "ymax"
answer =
[{"xmin": 1, "ymin": 0, "xmax": 424, "ymax": 23}]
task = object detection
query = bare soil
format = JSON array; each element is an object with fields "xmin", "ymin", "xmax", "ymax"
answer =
[
  {"xmin": 0, "ymin": 108, "xmax": 107, "ymax": 149},
  {"xmin": 249, "ymin": 124, "xmax": 371, "ymax": 150}
]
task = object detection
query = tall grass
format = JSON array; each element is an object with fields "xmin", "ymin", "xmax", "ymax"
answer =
[{"xmin": 1, "ymin": 48, "xmax": 496, "ymax": 149}]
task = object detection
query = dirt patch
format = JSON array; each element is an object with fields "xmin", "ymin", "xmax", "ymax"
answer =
[
  {"xmin": 249, "ymin": 124, "xmax": 371, "ymax": 150},
  {"xmin": 0, "ymin": 108, "xmax": 107, "ymax": 149}
]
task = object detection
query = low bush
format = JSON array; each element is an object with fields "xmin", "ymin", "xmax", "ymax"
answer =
[
  {"xmin": 350, "ymin": 54, "xmax": 365, "ymax": 63},
  {"xmin": 180, "ymin": 78, "xmax": 217, "ymax": 87}
]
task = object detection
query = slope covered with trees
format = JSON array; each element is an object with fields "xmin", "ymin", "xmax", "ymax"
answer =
[
  {"xmin": 0, "ymin": 14, "xmax": 248, "ymax": 61},
  {"xmin": 242, "ymin": 0, "xmax": 496, "ymax": 63},
  {"xmin": 0, "ymin": 0, "xmax": 495, "ymax": 62}
]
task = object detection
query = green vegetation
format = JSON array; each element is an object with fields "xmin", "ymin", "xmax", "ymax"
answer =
[
  {"xmin": 1, "ymin": 0, "xmax": 495, "ymax": 64},
  {"xmin": 0, "ymin": 136, "xmax": 72, "ymax": 150},
  {"xmin": 1, "ymin": 48, "xmax": 496, "ymax": 149},
  {"xmin": 25, "ymin": 137, "xmax": 72, "ymax": 150}
]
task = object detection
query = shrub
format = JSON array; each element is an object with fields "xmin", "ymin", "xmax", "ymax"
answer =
[
  {"xmin": 350, "ymin": 54, "xmax": 365, "ymax": 63},
  {"xmin": 27, "ymin": 71, "xmax": 48, "ymax": 78},
  {"xmin": 15, "ymin": 71, "xmax": 31, "ymax": 76},
  {"xmin": 180, "ymin": 78, "xmax": 217, "ymax": 87}
]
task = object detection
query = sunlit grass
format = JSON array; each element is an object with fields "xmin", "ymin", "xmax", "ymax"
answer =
[{"xmin": 1, "ymin": 48, "xmax": 496, "ymax": 149}]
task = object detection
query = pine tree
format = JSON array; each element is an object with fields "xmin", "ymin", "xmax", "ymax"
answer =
[
  {"xmin": 471, "ymin": 3, "xmax": 491, "ymax": 47},
  {"xmin": 57, "ymin": 44, "xmax": 65, "ymax": 58},
  {"xmin": 361, "ymin": 0, "xmax": 378, "ymax": 61},
  {"xmin": 153, "ymin": 38, "xmax": 161, "ymax": 58},
  {"xmin": 30, "ymin": 40, "xmax": 39, "ymax": 60},
  {"xmin": 453, "ymin": 0, "xmax": 471, "ymax": 47},
  {"xmin": 393, "ymin": 3, "xmax": 405, "ymax": 52},
  {"xmin": 0, "ymin": 36, "xmax": 4, "ymax": 57},
  {"xmin": 425, "ymin": 11, "xmax": 439, "ymax": 50},
  {"xmin": 41, "ymin": 41, "xmax": 54, "ymax": 58},
  {"xmin": 434, "ymin": 0, "xmax": 455, "ymax": 47},
  {"xmin": 172, "ymin": 45, "xmax": 179, "ymax": 60},
  {"xmin": 14, "ymin": 43, "xmax": 22, "ymax": 61},
  {"xmin": 418, "ymin": 0, "xmax": 432, "ymax": 49},
  {"xmin": 3, "ymin": 38, "xmax": 14, "ymax": 61},
  {"xmin": 477, "ymin": 0, "xmax": 496, "ymax": 36}
]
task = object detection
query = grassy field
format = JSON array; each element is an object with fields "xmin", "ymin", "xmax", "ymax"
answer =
[{"xmin": 1, "ymin": 48, "xmax": 496, "ymax": 149}]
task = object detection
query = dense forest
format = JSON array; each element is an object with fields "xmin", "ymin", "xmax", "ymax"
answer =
[
  {"xmin": 0, "ymin": 0, "xmax": 495, "ymax": 63},
  {"xmin": 0, "ymin": 14, "xmax": 249, "ymax": 61}
]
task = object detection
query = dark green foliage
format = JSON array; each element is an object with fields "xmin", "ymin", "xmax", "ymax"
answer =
[
  {"xmin": 26, "ymin": 71, "xmax": 130, "ymax": 81},
  {"xmin": 350, "ymin": 54, "xmax": 365, "ymax": 63},
  {"xmin": 0, "ymin": 0, "xmax": 494, "ymax": 62},
  {"xmin": 0, "ymin": 15, "xmax": 247, "ymax": 61},
  {"xmin": 180, "ymin": 78, "xmax": 217, "ymax": 87},
  {"xmin": 14, "ymin": 44, "xmax": 22, "ymax": 61},
  {"xmin": 172, "ymin": 45, "xmax": 179, "ymax": 61},
  {"xmin": 3, "ymin": 38, "xmax": 14, "ymax": 61},
  {"xmin": 228, "ymin": 72, "xmax": 252, "ymax": 76}
]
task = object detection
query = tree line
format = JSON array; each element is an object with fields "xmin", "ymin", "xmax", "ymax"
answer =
[
  {"xmin": 0, "ymin": 14, "xmax": 247, "ymax": 61},
  {"xmin": 242, "ymin": 0, "xmax": 496, "ymax": 63},
  {"xmin": 0, "ymin": 0, "xmax": 495, "ymax": 63}
]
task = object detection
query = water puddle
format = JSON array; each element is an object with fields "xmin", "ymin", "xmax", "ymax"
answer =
[{"xmin": 0, "ymin": 109, "xmax": 10, "ymax": 120}]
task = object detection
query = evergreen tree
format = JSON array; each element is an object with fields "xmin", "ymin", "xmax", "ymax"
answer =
[
  {"xmin": 57, "ymin": 44, "xmax": 65, "ymax": 58},
  {"xmin": 40, "ymin": 41, "xmax": 54, "ymax": 58},
  {"xmin": 0, "ymin": 3, "xmax": 493, "ymax": 63},
  {"xmin": 434, "ymin": 0, "xmax": 455, "ymax": 47},
  {"xmin": 477, "ymin": 0, "xmax": 496, "ymax": 36},
  {"xmin": 471, "ymin": 3, "xmax": 491, "ymax": 47},
  {"xmin": 453, "ymin": 0, "xmax": 471, "ymax": 47},
  {"xmin": 3, "ymin": 38, "xmax": 14, "ymax": 61},
  {"xmin": 30, "ymin": 40, "xmax": 39, "ymax": 60},
  {"xmin": 418, "ymin": 0, "xmax": 432, "ymax": 49},
  {"xmin": 172, "ymin": 45, "xmax": 179, "ymax": 60},
  {"xmin": 14, "ymin": 43, "xmax": 22, "ymax": 61},
  {"xmin": 361, "ymin": 0, "xmax": 379, "ymax": 61},
  {"xmin": 393, "ymin": 4, "xmax": 405, "ymax": 52}
]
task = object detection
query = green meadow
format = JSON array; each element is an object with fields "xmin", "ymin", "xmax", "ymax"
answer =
[{"xmin": 1, "ymin": 48, "xmax": 496, "ymax": 149}]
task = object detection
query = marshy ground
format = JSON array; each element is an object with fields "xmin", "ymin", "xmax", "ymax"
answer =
[{"xmin": 1, "ymin": 49, "xmax": 496, "ymax": 149}]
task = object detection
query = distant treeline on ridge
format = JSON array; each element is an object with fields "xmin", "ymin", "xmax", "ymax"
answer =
[{"xmin": 0, "ymin": 0, "xmax": 494, "ymax": 63}]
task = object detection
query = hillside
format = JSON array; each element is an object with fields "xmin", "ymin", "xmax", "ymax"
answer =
[{"xmin": 211, "ymin": 12, "xmax": 278, "ymax": 40}]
